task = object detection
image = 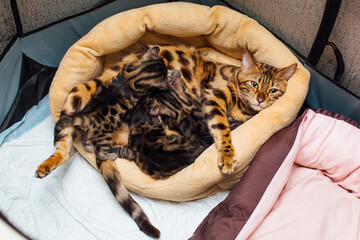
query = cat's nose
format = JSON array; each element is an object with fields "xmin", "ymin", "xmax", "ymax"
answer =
[{"xmin": 257, "ymin": 93, "xmax": 265, "ymax": 103}]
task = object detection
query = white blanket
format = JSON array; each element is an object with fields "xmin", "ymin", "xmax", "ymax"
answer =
[{"xmin": 0, "ymin": 96, "xmax": 228, "ymax": 239}]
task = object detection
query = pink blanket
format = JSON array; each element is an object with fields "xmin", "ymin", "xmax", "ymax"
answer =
[{"xmin": 190, "ymin": 109, "xmax": 360, "ymax": 240}]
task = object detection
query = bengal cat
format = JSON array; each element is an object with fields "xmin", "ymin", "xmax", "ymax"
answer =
[{"xmin": 150, "ymin": 45, "xmax": 297, "ymax": 174}]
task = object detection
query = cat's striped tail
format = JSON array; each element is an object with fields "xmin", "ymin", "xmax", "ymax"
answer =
[{"xmin": 97, "ymin": 160, "xmax": 161, "ymax": 238}]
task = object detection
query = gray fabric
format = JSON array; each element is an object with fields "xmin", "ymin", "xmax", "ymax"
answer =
[
  {"xmin": 305, "ymin": 64, "xmax": 360, "ymax": 123},
  {"xmin": 0, "ymin": 0, "xmax": 17, "ymax": 55},
  {"xmin": 20, "ymin": 0, "xmax": 166, "ymax": 67},
  {"xmin": 0, "ymin": 39, "xmax": 22, "ymax": 126},
  {"xmin": 225, "ymin": 0, "xmax": 325, "ymax": 61},
  {"xmin": 225, "ymin": 0, "xmax": 360, "ymax": 97},
  {"xmin": 317, "ymin": 1, "xmax": 360, "ymax": 96},
  {"xmin": 16, "ymin": 0, "xmax": 98, "ymax": 33}
]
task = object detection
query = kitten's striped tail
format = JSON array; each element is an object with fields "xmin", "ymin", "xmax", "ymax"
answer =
[{"xmin": 97, "ymin": 160, "xmax": 161, "ymax": 238}]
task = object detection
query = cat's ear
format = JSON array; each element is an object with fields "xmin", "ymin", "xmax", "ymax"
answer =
[
  {"xmin": 241, "ymin": 50, "xmax": 259, "ymax": 74},
  {"xmin": 144, "ymin": 46, "xmax": 160, "ymax": 58},
  {"xmin": 276, "ymin": 63, "xmax": 297, "ymax": 80},
  {"xmin": 150, "ymin": 106, "xmax": 161, "ymax": 115},
  {"xmin": 150, "ymin": 105, "xmax": 171, "ymax": 116},
  {"xmin": 169, "ymin": 70, "xmax": 184, "ymax": 91}
]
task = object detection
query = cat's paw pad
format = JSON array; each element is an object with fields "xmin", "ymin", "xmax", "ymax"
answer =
[
  {"xmin": 220, "ymin": 161, "xmax": 236, "ymax": 174},
  {"xmin": 218, "ymin": 151, "xmax": 237, "ymax": 174},
  {"xmin": 35, "ymin": 163, "xmax": 53, "ymax": 178}
]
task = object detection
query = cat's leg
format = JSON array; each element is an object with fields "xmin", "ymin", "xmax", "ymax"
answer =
[
  {"xmin": 36, "ymin": 79, "xmax": 106, "ymax": 177},
  {"xmin": 96, "ymin": 159, "xmax": 160, "ymax": 238},
  {"xmin": 62, "ymin": 79, "xmax": 104, "ymax": 115},
  {"xmin": 202, "ymin": 97, "xmax": 236, "ymax": 174},
  {"xmin": 35, "ymin": 126, "xmax": 75, "ymax": 178}
]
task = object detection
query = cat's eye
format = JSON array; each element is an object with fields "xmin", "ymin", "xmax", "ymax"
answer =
[
  {"xmin": 251, "ymin": 81, "xmax": 259, "ymax": 89},
  {"xmin": 269, "ymin": 88, "xmax": 278, "ymax": 93}
]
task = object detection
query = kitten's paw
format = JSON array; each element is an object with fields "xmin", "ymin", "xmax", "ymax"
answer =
[
  {"xmin": 35, "ymin": 161, "xmax": 55, "ymax": 178},
  {"xmin": 218, "ymin": 150, "xmax": 237, "ymax": 174},
  {"xmin": 118, "ymin": 146, "xmax": 137, "ymax": 160},
  {"xmin": 221, "ymin": 161, "xmax": 236, "ymax": 174},
  {"xmin": 96, "ymin": 148, "xmax": 118, "ymax": 161}
]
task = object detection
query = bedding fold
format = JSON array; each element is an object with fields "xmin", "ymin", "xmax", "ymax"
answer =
[{"xmin": 296, "ymin": 109, "xmax": 360, "ymax": 197}]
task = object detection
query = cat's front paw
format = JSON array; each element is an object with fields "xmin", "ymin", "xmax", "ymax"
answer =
[
  {"xmin": 35, "ymin": 160, "xmax": 55, "ymax": 178},
  {"xmin": 96, "ymin": 147, "xmax": 118, "ymax": 161},
  {"xmin": 218, "ymin": 149, "xmax": 237, "ymax": 174}
]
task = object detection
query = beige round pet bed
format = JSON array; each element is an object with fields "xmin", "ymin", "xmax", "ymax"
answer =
[{"xmin": 49, "ymin": 2, "xmax": 310, "ymax": 201}]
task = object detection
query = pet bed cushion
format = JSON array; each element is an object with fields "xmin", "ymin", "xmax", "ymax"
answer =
[{"xmin": 49, "ymin": 2, "xmax": 310, "ymax": 201}]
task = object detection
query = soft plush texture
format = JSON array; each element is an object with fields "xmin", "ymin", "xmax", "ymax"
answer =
[
  {"xmin": 49, "ymin": 2, "xmax": 310, "ymax": 201},
  {"xmin": 191, "ymin": 109, "xmax": 360, "ymax": 239}
]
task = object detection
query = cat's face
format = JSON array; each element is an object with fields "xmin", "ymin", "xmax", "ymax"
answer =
[
  {"xmin": 238, "ymin": 70, "xmax": 289, "ymax": 111},
  {"xmin": 237, "ymin": 51, "xmax": 297, "ymax": 112}
]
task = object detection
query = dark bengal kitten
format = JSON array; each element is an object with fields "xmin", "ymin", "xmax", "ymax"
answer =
[
  {"xmin": 149, "ymin": 45, "xmax": 297, "ymax": 174},
  {"xmin": 116, "ymin": 70, "xmax": 215, "ymax": 179},
  {"xmin": 35, "ymin": 46, "xmax": 171, "ymax": 238}
]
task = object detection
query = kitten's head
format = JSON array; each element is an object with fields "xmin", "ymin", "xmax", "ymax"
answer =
[
  {"xmin": 149, "ymin": 68, "xmax": 196, "ymax": 119},
  {"xmin": 120, "ymin": 46, "xmax": 170, "ymax": 93},
  {"xmin": 237, "ymin": 51, "xmax": 297, "ymax": 112}
]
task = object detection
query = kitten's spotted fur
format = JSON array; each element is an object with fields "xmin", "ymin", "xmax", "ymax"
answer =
[
  {"xmin": 35, "ymin": 47, "xmax": 169, "ymax": 238},
  {"xmin": 118, "ymin": 70, "xmax": 214, "ymax": 179}
]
